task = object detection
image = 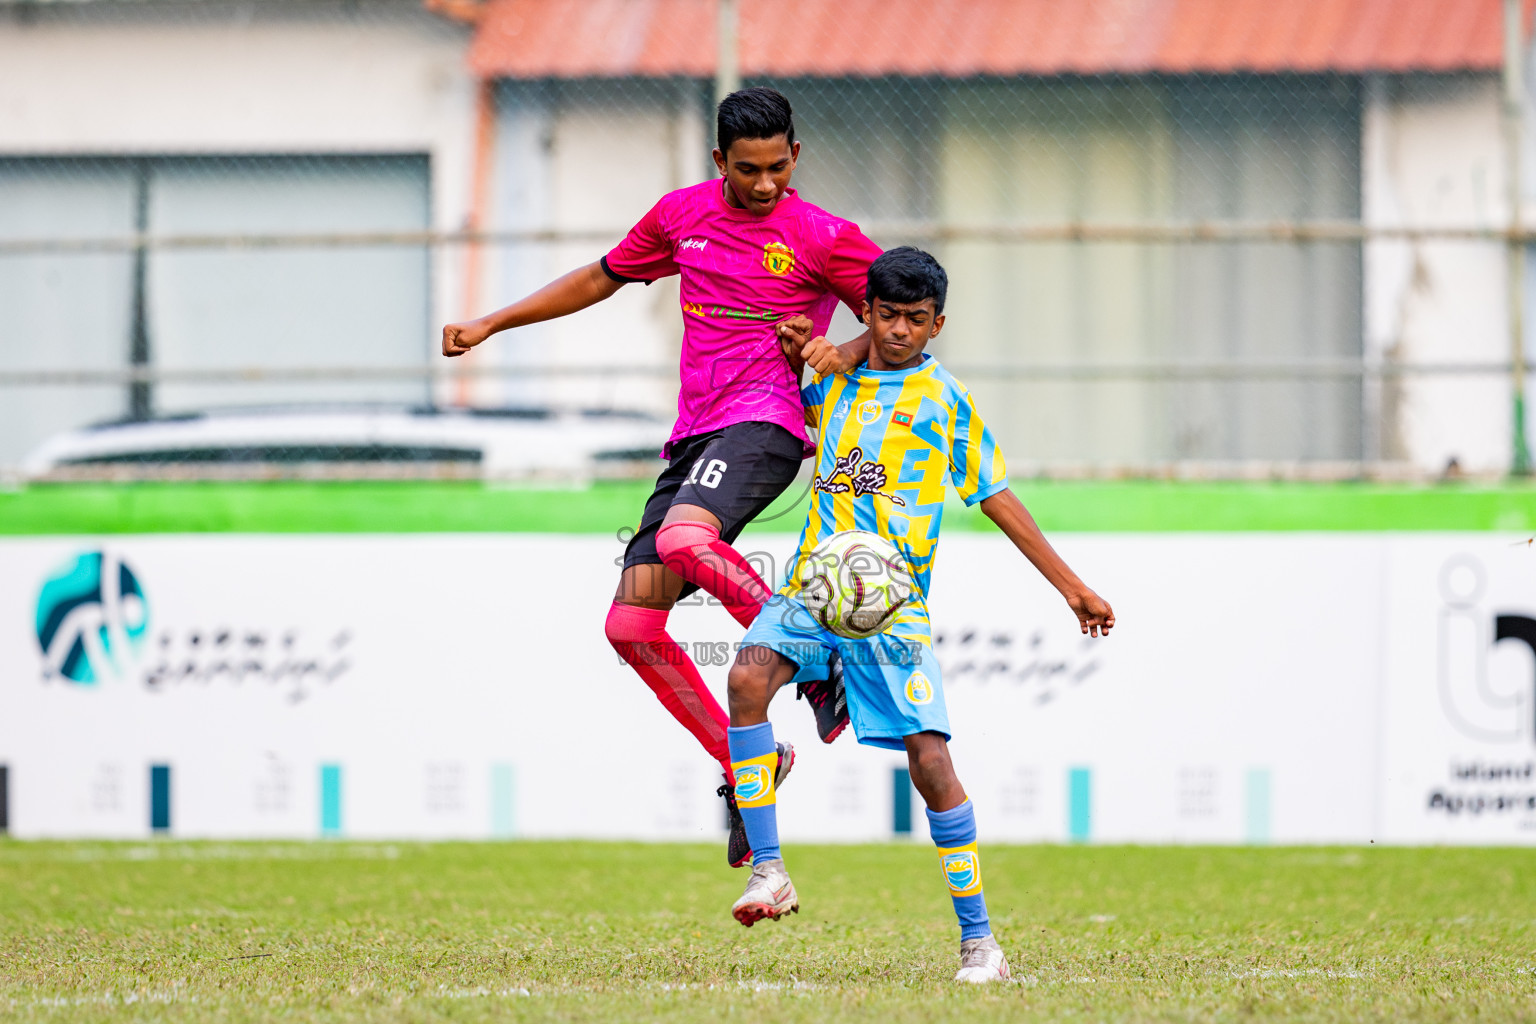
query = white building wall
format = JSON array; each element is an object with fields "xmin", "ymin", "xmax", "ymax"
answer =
[
  {"xmin": 1362, "ymin": 71, "xmax": 1530, "ymax": 473},
  {"xmin": 469, "ymin": 81, "xmax": 706, "ymax": 418},
  {"xmin": 0, "ymin": 1, "xmax": 478, "ymax": 371}
]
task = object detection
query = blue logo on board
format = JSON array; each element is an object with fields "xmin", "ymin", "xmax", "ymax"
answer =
[{"xmin": 35, "ymin": 550, "xmax": 149, "ymax": 684}]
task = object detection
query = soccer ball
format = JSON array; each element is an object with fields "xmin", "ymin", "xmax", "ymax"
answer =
[{"xmin": 796, "ymin": 530, "xmax": 918, "ymax": 639}]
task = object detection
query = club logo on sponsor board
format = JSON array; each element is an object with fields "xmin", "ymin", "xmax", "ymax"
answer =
[
  {"xmin": 906, "ymin": 671, "xmax": 933, "ymax": 706},
  {"xmin": 942, "ymin": 851, "xmax": 979, "ymax": 893},
  {"xmin": 31, "ymin": 547, "xmax": 353, "ymax": 702},
  {"xmin": 762, "ymin": 241, "xmax": 796, "ymax": 276},
  {"xmin": 35, "ymin": 550, "xmax": 149, "ymax": 684},
  {"xmin": 734, "ymin": 764, "xmax": 772, "ymax": 803}
]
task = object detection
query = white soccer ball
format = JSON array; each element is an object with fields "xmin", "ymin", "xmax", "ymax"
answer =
[{"xmin": 796, "ymin": 529, "xmax": 918, "ymax": 639}]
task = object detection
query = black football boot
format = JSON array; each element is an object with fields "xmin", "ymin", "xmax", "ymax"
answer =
[{"xmin": 796, "ymin": 652, "xmax": 849, "ymax": 743}]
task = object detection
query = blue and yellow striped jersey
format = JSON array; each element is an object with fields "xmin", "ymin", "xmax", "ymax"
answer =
[{"xmin": 783, "ymin": 354, "xmax": 1009, "ymax": 639}]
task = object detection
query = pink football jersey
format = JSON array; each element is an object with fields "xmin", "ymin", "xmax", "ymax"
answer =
[{"xmin": 603, "ymin": 179, "xmax": 882, "ymax": 456}]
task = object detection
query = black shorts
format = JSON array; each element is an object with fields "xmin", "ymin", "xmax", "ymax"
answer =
[{"xmin": 623, "ymin": 420, "xmax": 806, "ymax": 599}]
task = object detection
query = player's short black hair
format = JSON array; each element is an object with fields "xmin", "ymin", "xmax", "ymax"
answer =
[
  {"xmin": 716, "ymin": 86, "xmax": 795, "ymax": 155},
  {"xmin": 866, "ymin": 246, "xmax": 949, "ymax": 315}
]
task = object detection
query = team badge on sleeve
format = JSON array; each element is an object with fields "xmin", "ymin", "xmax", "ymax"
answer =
[
  {"xmin": 938, "ymin": 843, "xmax": 983, "ymax": 897},
  {"xmin": 762, "ymin": 241, "xmax": 796, "ymax": 276}
]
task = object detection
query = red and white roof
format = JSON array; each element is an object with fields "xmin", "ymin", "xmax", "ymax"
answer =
[{"xmin": 469, "ymin": 0, "xmax": 1536, "ymax": 79}]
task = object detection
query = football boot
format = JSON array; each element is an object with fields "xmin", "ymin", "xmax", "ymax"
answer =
[
  {"xmin": 955, "ymin": 935, "xmax": 1012, "ymax": 983},
  {"xmin": 731, "ymin": 857, "xmax": 799, "ymax": 926},
  {"xmin": 796, "ymin": 652, "xmax": 849, "ymax": 743}
]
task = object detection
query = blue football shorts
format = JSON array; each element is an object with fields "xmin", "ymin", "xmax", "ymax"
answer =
[{"xmin": 740, "ymin": 594, "xmax": 949, "ymax": 750}]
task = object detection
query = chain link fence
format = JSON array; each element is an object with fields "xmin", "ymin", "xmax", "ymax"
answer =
[{"xmin": 1, "ymin": 0, "xmax": 1532, "ymax": 483}]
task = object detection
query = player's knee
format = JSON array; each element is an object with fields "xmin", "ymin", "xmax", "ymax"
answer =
[
  {"xmin": 654, "ymin": 520, "xmax": 719, "ymax": 565},
  {"xmin": 906, "ymin": 734, "xmax": 955, "ymax": 787},
  {"xmin": 604, "ymin": 601, "xmax": 662, "ymax": 647},
  {"xmin": 726, "ymin": 657, "xmax": 773, "ymax": 715}
]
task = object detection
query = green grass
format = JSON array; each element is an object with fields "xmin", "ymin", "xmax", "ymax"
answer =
[
  {"xmin": 2, "ymin": 479, "xmax": 1535, "ymax": 535},
  {"xmin": 3, "ymin": 841, "xmax": 1535, "ymax": 1022}
]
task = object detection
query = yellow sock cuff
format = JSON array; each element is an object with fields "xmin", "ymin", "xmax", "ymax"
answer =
[
  {"xmin": 731, "ymin": 753, "xmax": 778, "ymax": 809},
  {"xmin": 936, "ymin": 842, "xmax": 983, "ymax": 897}
]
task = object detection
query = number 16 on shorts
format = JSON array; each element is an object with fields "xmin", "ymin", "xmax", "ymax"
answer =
[{"xmin": 687, "ymin": 458, "xmax": 727, "ymax": 489}]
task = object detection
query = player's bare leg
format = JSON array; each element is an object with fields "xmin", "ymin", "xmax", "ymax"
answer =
[
  {"xmin": 906, "ymin": 732, "xmax": 1012, "ymax": 983},
  {"xmin": 725, "ymin": 644, "xmax": 798, "ymax": 727},
  {"xmin": 905, "ymin": 731, "xmax": 967, "ymax": 813},
  {"xmin": 612, "ymin": 561, "xmax": 687, "ymax": 609}
]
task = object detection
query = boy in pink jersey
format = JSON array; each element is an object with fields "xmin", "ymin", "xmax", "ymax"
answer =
[{"xmin": 441, "ymin": 88, "xmax": 882, "ymax": 866}]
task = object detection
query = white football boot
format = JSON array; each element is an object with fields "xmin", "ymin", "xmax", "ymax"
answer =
[
  {"xmin": 954, "ymin": 935, "xmax": 1011, "ymax": 983},
  {"xmin": 731, "ymin": 858, "xmax": 799, "ymax": 927}
]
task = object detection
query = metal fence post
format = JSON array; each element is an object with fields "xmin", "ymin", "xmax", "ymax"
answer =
[
  {"xmin": 715, "ymin": 0, "xmax": 740, "ymax": 107},
  {"xmin": 1505, "ymin": 0, "xmax": 1532, "ymax": 475}
]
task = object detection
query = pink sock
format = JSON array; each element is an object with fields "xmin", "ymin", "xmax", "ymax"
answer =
[
  {"xmin": 604, "ymin": 602, "xmax": 732, "ymax": 776},
  {"xmin": 654, "ymin": 521, "xmax": 771, "ymax": 628}
]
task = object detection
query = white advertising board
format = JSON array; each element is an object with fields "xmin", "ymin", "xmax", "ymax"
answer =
[{"xmin": 1, "ymin": 532, "xmax": 1533, "ymax": 844}]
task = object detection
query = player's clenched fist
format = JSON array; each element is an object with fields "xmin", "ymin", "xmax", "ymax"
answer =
[
  {"xmin": 442, "ymin": 319, "xmax": 491, "ymax": 357},
  {"xmin": 801, "ymin": 334, "xmax": 856, "ymax": 375},
  {"xmin": 1066, "ymin": 587, "xmax": 1115, "ymax": 638},
  {"xmin": 775, "ymin": 314, "xmax": 859, "ymax": 376},
  {"xmin": 775, "ymin": 314, "xmax": 815, "ymax": 356}
]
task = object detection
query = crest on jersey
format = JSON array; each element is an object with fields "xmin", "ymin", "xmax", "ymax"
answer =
[
  {"xmin": 857, "ymin": 399, "xmax": 883, "ymax": 425},
  {"xmin": 905, "ymin": 671, "xmax": 933, "ymax": 705},
  {"xmin": 942, "ymin": 850, "xmax": 981, "ymax": 894},
  {"xmin": 734, "ymin": 764, "xmax": 772, "ymax": 803},
  {"xmin": 762, "ymin": 241, "xmax": 796, "ymax": 276},
  {"xmin": 812, "ymin": 446, "xmax": 908, "ymax": 507}
]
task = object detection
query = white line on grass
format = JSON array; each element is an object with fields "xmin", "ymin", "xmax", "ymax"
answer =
[{"xmin": 433, "ymin": 985, "xmax": 533, "ymax": 999}]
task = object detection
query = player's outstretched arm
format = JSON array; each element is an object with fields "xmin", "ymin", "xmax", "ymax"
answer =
[
  {"xmin": 441, "ymin": 261, "xmax": 625, "ymax": 357},
  {"xmin": 979, "ymin": 488, "xmax": 1115, "ymax": 638}
]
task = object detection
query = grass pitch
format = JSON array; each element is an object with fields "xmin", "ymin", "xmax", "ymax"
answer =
[{"xmin": 3, "ymin": 840, "xmax": 1534, "ymax": 1022}]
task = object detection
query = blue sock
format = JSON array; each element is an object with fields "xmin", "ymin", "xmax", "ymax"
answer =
[
  {"xmin": 926, "ymin": 800, "xmax": 991, "ymax": 941},
  {"xmin": 728, "ymin": 723, "xmax": 781, "ymax": 864}
]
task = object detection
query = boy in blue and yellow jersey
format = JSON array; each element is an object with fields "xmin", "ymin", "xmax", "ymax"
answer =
[{"xmin": 724, "ymin": 247, "xmax": 1116, "ymax": 984}]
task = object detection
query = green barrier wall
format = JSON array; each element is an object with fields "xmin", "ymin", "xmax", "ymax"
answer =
[{"xmin": 1, "ymin": 480, "xmax": 1532, "ymax": 534}]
